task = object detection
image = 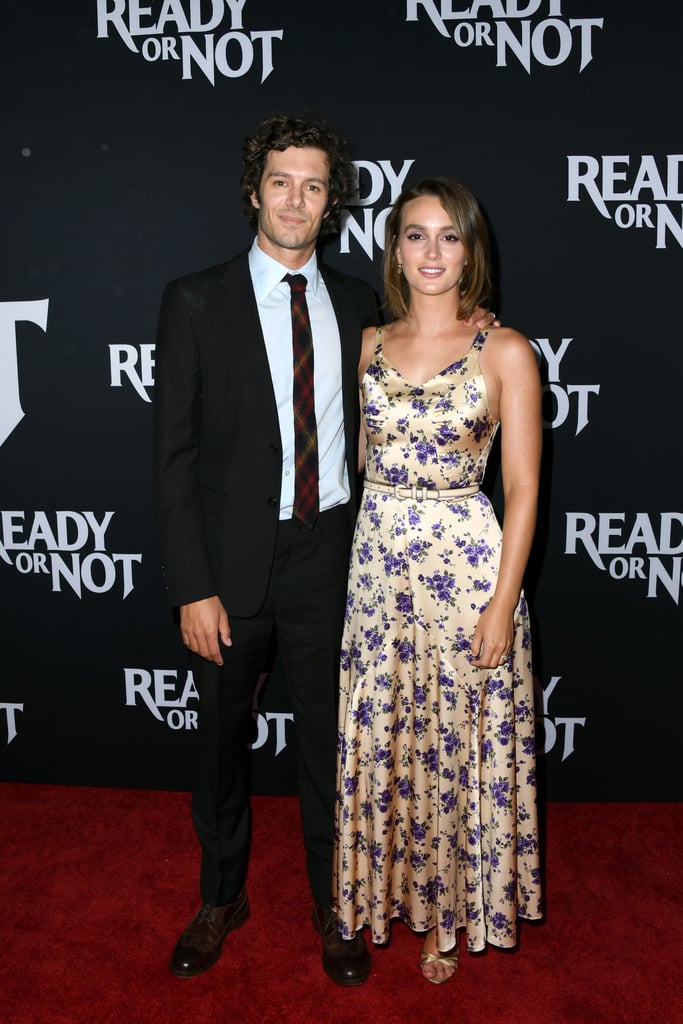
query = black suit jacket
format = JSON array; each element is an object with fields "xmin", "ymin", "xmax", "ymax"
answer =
[{"xmin": 153, "ymin": 248, "xmax": 377, "ymax": 616}]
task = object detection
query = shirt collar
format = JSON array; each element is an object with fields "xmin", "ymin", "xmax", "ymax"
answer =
[{"xmin": 249, "ymin": 239, "xmax": 321, "ymax": 302}]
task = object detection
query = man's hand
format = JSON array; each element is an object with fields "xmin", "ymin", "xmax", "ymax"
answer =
[
  {"xmin": 467, "ymin": 305, "xmax": 500, "ymax": 330},
  {"xmin": 180, "ymin": 596, "xmax": 231, "ymax": 665}
]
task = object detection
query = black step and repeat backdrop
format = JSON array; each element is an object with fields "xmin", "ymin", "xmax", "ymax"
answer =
[{"xmin": 2, "ymin": 1, "xmax": 681, "ymax": 800}]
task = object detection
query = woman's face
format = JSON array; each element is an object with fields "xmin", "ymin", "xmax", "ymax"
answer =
[{"xmin": 395, "ymin": 194, "xmax": 467, "ymax": 300}]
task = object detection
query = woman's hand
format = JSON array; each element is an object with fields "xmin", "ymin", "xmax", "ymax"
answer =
[{"xmin": 470, "ymin": 600, "xmax": 514, "ymax": 669}]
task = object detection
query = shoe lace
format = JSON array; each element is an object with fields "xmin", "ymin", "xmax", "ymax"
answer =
[{"xmin": 196, "ymin": 905, "xmax": 217, "ymax": 923}]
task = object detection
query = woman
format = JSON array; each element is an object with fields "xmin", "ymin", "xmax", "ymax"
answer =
[{"xmin": 333, "ymin": 178, "xmax": 543, "ymax": 984}]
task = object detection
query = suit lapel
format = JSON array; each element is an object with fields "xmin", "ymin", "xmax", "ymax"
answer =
[
  {"xmin": 219, "ymin": 252, "xmax": 279, "ymax": 405},
  {"xmin": 321, "ymin": 266, "xmax": 362, "ymax": 478}
]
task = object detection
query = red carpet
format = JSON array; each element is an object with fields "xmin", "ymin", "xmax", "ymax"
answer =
[{"xmin": 2, "ymin": 784, "xmax": 681, "ymax": 1024}]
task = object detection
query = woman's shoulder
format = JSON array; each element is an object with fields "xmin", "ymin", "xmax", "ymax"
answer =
[
  {"xmin": 360, "ymin": 322, "xmax": 391, "ymax": 375},
  {"xmin": 481, "ymin": 326, "xmax": 540, "ymax": 380},
  {"xmin": 483, "ymin": 325, "xmax": 535, "ymax": 358}
]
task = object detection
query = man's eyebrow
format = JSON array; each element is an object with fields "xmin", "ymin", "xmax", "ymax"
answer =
[{"xmin": 264, "ymin": 170, "xmax": 327, "ymax": 184}]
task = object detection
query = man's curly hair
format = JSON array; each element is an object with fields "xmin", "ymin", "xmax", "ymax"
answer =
[{"xmin": 240, "ymin": 113, "xmax": 358, "ymax": 236}]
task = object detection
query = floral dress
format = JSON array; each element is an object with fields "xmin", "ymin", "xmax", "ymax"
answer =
[{"xmin": 333, "ymin": 327, "xmax": 542, "ymax": 953}]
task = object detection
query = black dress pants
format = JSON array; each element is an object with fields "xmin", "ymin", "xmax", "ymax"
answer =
[{"xmin": 190, "ymin": 504, "xmax": 351, "ymax": 908}]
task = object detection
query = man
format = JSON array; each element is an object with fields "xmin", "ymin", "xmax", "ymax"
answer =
[{"xmin": 153, "ymin": 113, "xmax": 377, "ymax": 986}]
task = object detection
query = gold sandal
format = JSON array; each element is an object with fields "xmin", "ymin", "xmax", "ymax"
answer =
[{"xmin": 420, "ymin": 947, "xmax": 459, "ymax": 985}]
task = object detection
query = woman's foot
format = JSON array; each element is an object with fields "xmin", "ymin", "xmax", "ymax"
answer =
[{"xmin": 420, "ymin": 928, "xmax": 459, "ymax": 985}]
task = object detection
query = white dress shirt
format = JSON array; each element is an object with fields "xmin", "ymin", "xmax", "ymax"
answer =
[{"xmin": 248, "ymin": 240, "xmax": 350, "ymax": 520}]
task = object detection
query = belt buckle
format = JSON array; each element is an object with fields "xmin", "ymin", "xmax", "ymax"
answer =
[{"xmin": 405, "ymin": 485, "xmax": 427, "ymax": 501}]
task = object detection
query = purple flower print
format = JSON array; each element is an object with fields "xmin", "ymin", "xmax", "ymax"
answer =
[
  {"xmin": 467, "ymin": 686, "xmax": 481, "ymax": 714},
  {"xmin": 353, "ymin": 699, "xmax": 373, "ymax": 728},
  {"xmin": 395, "ymin": 638, "xmax": 415, "ymax": 663},
  {"xmin": 498, "ymin": 720, "xmax": 514, "ymax": 745},
  {"xmin": 387, "ymin": 465, "xmax": 409, "ymax": 486},
  {"xmin": 503, "ymin": 879, "xmax": 517, "ymax": 902},
  {"xmin": 436, "ymin": 423, "xmax": 460, "ymax": 446},
  {"xmin": 463, "ymin": 414, "xmax": 493, "ymax": 443},
  {"xmin": 464, "ymin": 539, "xmax": 493, "ymax": 568},
  {"xmin": 395, "ymin": 592, "xmax": 413, "ymax": 614},
  {"xmin": 467, "ymin": 824, "xmax": 482, "ymax": 846},
  {"xmin": 378, "ymin": 788, "xmax": 392, "ymax": 812},
  {"xmin": 521, "ymin": 735, "xmax": 536, "ymax": 756},
  {"xmin": 415, "ymin": 878, "xmax": 440, "ymax": 905},
  {"xmin": 515, "ymin": 699, "xmax": 533, "ymax": 724},
  {"xmin": 491, "ymin": 911, "xmax": 508, "ymax": 931},
  {"xmin": 465, "ymin": 850, "xmax": 479, "ymax": 871},
  {"xmin": 421, "ymin": 745, "xmax": 439, "ymax": 773},
  {"xmin": 397, "ymin": 777, "xmax": 414, "ymax": 800},
  {"xmin": 358, "ymin": 541, "xmax": 373, "ymax": 565},
  {"xmin": 440, "ymin": 451, "xmax": 462, "ymax": 469},
  {"xmin": 410, "ymin": 818, "xmax": 427, "ymax": 842},
  {"xmin": 343, "ymin": 775, "xmax": 358, "ymax": 797},
  {"xmin": 414, "ymin": 685, "xmax": 427, "ymax": 707},
  {"xmin": 369, "ymin": 840, "xmax": 383, "ymax": 872},
  {"xmin": 384, "ymin": 551, "xmax": 407, "ymax": 576},
  {"xmin": 425, "ymin": 571, "xmax": 455, "ymax": 602},
  {"xmin": 440, "ymin": 791, "xmax": 457, "ymax": 814},
  {"xmin": 414, "ymin": 440, "xmax": 436, "ymax": 464},
  {"xmin": 517, "ymin": 832, "xmax": 539, "ymax": 855},
  {"xmin": 365, "ymin": 627, "xmax": 385, "ymax": 652},
  {"xmin": 450, "ymin": 626, "xmax": 473, "ymax": 651},
  {"xmin": 492, "ymin": 779, "xmax": 510, "ymax": 809},
  {"xmin": 407, "ymin": 539, "xmax": 427, "ymax": 560},
  {"xmin": 374, "ymin": 742, "xmax": 393, "ymax": 771},
  {"xmin": 440, "ymin": 908, "xmax": 455, "ymax": 931}
]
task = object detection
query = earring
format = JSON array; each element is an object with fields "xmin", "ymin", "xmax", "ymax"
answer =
[{"xmin": 398, "ymin": 261, "xmax": 403, "ymax": 274}]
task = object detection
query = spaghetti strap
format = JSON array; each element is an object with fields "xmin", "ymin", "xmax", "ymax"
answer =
[{"xmin": 472, "ymin": 327, "xmax": 491, "ymax": 352}]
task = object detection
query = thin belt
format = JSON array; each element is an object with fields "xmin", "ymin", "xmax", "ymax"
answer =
[{"xmin": 364, "ymin": 480, "xmax": 480, "ymax": 501}]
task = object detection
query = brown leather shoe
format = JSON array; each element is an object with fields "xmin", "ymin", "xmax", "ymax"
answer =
[
  {"xmin": 312, "ymin": 905, "xmax": 370, "ymax": 986},
  {"xmin": 170, "ymin": 890, "xmax": 250, "ymax": 978}
]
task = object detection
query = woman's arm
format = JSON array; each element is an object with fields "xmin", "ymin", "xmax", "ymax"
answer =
[{"xmin": 471, "ymin": 331, "xmax": 542, "ymax": 668}]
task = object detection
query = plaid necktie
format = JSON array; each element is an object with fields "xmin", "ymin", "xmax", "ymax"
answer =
[{"xmin": 284, "ymin": 274, "xmax": 319, "ymax": 529}]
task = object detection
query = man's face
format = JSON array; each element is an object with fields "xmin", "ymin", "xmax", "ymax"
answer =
[{"xmin": 251, "ymin": 146, "xmax": 332, "ymax": 265}]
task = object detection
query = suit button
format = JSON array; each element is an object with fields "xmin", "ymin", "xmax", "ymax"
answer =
[
  {"xmin": 267, "ymin": 497, "xmax": 278, "ymax": 507},
  {"xmin": 270, "ymin": 443, "xmax": 279, "ymax": 454}
]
